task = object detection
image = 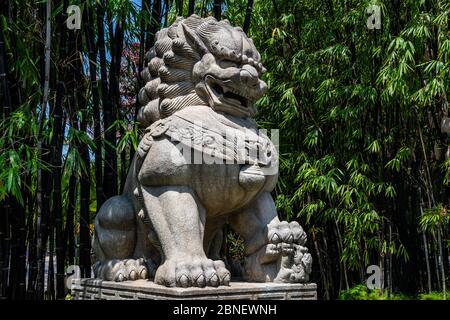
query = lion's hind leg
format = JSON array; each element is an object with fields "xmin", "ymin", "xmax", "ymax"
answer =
[{"xmin": 92, "ymin": 195, "xmax": 153, "ymax": 281}]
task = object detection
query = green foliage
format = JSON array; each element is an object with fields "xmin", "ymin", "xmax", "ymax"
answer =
[
  {"xmin": 115, "ymin": 119, "xmax": 140, "ymax": 154},
  {"xmin": 340, "ymin": 285, "xmax": 450, "ymax": 300},
  {"xmin": 339, "ymin": 284, "xmax": 409, "ymax": 300},
  {"xmin": 418, "ymin": 291, "xmax": 450, "ymax": 300},
  {"xmin": 2, "ymin": 0, "xmax": 450, "ymax": 300},
  {"xmin": 0, "ymin": 110, "xmax": 42, "ymax": 205},
  {"xmin": 420, "ymin": 204, "xmax": 450, "ymax": 232},
  {"xmin": 227, "ymin": 230, "xmax": 245, "ymax": 262},
  {"xmin": 248, "ymin": 0, "xmax": 450, "ymax": 296}
]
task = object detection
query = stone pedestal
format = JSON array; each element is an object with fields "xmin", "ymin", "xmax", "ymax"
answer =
[{"xmin": 71, "ymin": 279, "xmax": 317, "ymax": 300}]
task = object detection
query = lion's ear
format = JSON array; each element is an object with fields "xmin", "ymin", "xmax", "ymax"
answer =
[{"xmin": 181, "ymin": 22, "xmax": 209, "ymax": 56}]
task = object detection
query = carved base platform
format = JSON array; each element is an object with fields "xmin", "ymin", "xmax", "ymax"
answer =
[{"xmin": 71, "ymin": 279, "xmax": 317, "ymax": 300}]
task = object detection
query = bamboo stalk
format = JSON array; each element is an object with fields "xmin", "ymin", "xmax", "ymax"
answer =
[
  {"xmin": 97, "ymin": 0, "xmax": 117, "ymax": 200},
  {"xmin": 0, "ymin": 11, "xmax": 12, "ymax": 300},
  {"xmin": 53, "ymin": 82, "xmax": 65, "ymax": 298},
  {"xmin": 177, "ymin": 0, "xmax": 183, "ymax": 16},
  {"xmin": 110, "ymin": 17, "xmax": 125, "ymax": 195},
  {"xmin": 419, "ymin": 186, "xmax": 432, "ymax": 293},
  {"xmin": 26, "ymin": 185, "xmax": 37, "ymax": 299},
  {"xmin": 243, "ymin": 0, "xmax": 254, "ymax": 34},
  {"xmin": 148, "ymin": 0, "xmax": 161, "ymax": 51},
  {"xmin": 62, "ymin": 172, "xmax": 77, "ymax": 266},
  {"xmin": 72, "ymin": 22, "xmax": 91, "ymax": 279},
  {"xmin": 1, "ymin": 198, "xmax": 11, "ymax": 299},
  {"xmin": 163, "ymin": 0, "xmax": 169, "ymax": 27},
  {"xmin": 47, "ymin": 229, "xmax": 55, "ymax": 299},
  {"xmin": 201, "ymin": 0, "xmax": 206, "ymax": 17},
  {"xmin": 334, "ymin": 220, "xmax": 349, "ymax": 290},
  {"xmin": 84, "ymin": 0, "xmax": 103, "ymax": 209},
  {"xmin": 17, "ymin": 200, "xmax": 26, "ymax": 299},
  {"xmin": 0, "ymin": 25, "xmax": 12, "ymax": 117},
  {"xmin": 35, "ymin": 0, "xmax": 52, "ymax": 300},
  {"xmin": 437, "ymin": 225, "xmax": 446, "ymax": 298},
  {"xmin": 50, "ymin": 0, "xmax": 68, "ymax": 299},
  {"xmin": 313, "ymin": 233, "xmax": 329, "ymax": 300},
  {"xmin": 188, "ymin": 0, "xmax": 195, "ymax": 15},
  {"xmin": 8, "ymin": 198, "xmax": 21, "ymax": 299},
  {"xmin": 213, "ymin": 0, "xmax": 221, "ymax": 20}
]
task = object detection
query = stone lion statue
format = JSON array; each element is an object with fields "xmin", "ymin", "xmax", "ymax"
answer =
[{"xmin": 92, "ymin": 14, "xmax": 312, "ymax": 287}]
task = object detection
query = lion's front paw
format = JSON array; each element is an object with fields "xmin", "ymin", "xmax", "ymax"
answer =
[
  {"xmin": 261, "ymin": 221, "xmax": 307, "ymax": 263},
  {"xmin": 269, "ymin": 220, "xmax": 307, "ymax": 248},
  {"xmin": 155, "ymin": 257, "xmax": 231, "ymax": 288},
  {"xmin": 93, "ymin": 258, "xmax": 154, "ymax": 282}
]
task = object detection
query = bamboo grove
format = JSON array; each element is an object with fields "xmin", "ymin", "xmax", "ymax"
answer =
[{"xmin": 0, "ymin": 0, "xmax": 449, "ymax": 300}]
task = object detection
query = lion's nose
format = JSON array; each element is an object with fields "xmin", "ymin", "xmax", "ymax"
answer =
[{"xmin": 240, "ymin": 64, "xmax": 259, "ymax": 87}]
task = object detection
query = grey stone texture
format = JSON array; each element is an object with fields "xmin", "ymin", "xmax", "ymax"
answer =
[
  {"xmin": 72, "ymin": 279, "xmax": 317, "ymax": 300},
  {"xmin": 92, "ymin": 14, "xmax": 313, "ymax": 288}
]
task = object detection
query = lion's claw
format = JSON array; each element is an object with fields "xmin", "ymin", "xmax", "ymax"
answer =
[
  {"xmin": 94, "ymin": 258, "xmax": 153, "ymax": 282},
  {"xmin": 154, "ymin": 257, "xmax": 230, "ymax": 288},
  {"xmin": 268, "ymin": 221, "xmax": 306, "ymax": 249},
  {"xmin": 260, "ymin": 220, "xmax": 307, "ymax": 262}
]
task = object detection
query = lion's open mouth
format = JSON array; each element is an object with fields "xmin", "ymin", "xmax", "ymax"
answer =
[
  {"xmin": 205, "ymin": 76, "xmax": 256, "ymax": 117},
  {"xmin": 210, "ymin": 82, "xmax": 249, "ymax": 109}
]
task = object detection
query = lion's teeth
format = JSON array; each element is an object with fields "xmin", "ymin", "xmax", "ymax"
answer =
[{"xmin": 220, "ymin": 85, "xmax": 251, "ymax": 101}]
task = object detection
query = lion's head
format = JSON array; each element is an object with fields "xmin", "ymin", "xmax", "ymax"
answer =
[{"xmin": 137, "ymin": 15, "xmax": 267, "ymax": 128}]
